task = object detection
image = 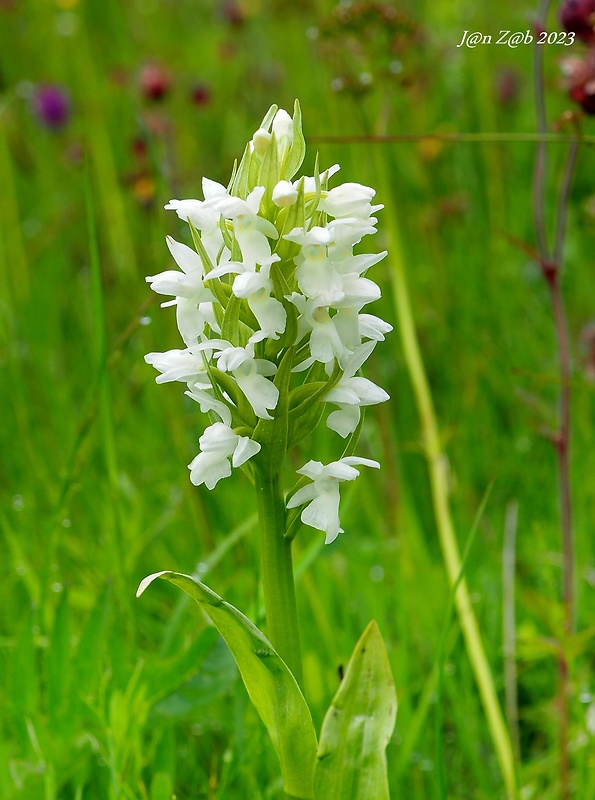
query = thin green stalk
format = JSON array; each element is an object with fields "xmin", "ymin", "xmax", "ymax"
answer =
[
  {"xmin": 435, "ymin": 483, "xmax": 494, "ymax": 799},
  {"xmin": 255, "ymin": 471, "xmax": 303, "ymax": 686},
  {"xmin": 388, "ymin": 219, "xmax": 518, "ymax": 799}
]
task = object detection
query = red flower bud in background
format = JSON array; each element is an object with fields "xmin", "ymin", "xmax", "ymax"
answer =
[
  {"xmin": 561, "ymin": 51, "xmax": 595, "ymax": 114},
  {"xmin": 560, "ymin": 0, "xmax": 595, "ymax": 44},
  {"xmin": 190, "ymin": 83, "xmax": 212, "ymax": 107},
  {"xmin": 139, "ymin": 63, "xmax": 171, "ymax": 102}
]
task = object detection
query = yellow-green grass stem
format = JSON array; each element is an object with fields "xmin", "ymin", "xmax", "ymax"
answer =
[{"xmin": 388, "ymin": 218, "xmax": 518, "ymax": 799}]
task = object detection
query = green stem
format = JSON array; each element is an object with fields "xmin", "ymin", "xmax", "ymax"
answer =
[
  {"xmin": 388, "ymin": 220, "xmax": 518, "ymax": 800},
  {"xmin": 255, "ymin": 471, "xmax": 303, "ymax": 686}
]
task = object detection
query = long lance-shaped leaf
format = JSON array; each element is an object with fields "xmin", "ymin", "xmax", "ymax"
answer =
[
  {"xmin": 137, "ymin": 571, "xmax": 317, "ymax": 799},
  {"xmin": 314, "ymin": 620, "xmax": 396, "ymax": 800}
]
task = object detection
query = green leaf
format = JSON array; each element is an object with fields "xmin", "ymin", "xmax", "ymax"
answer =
[
  {"xmin": 258, "ymin": 131, "xmax": 281, "ymax": 200},
  {"xmin": 47, "ymin": 589, "xmax": 71, "ymax": 730},
  {"xmin": 229, "ymin": 142, "xmax": 251, "ymax": 199},
  {"xmin": 137, "ymin": 571, "xmax": 318, "ymax": 799},
  {"xmin": 283, "ymin": 99, "xmax": 306, "ymax": 181},
  {"xmin": 221, "ymin": 293, "xmax": 242, "ymax": 346},
  {"xmin": 314, "ymin": 621, "xmax": 397, "ymax": 800},
  {"xmin": 259, "ymin": 103, "xmax": 279, "ymax": 131},
  {"xmin": 150, "ymin": 772, "xmax": 174, "ymax": 800},
  {"xmin": 73, "ymin": 583, "xmax": 110, "ymax": 701}
]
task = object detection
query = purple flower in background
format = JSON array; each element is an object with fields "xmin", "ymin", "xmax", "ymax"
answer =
[{"xmin": 32, "ymin": 84, "xmax": 70, "ymax": 129}]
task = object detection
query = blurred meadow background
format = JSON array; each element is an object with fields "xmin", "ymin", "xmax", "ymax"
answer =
[{"xmin": 1, "ymin": 0, "xmax": 595, "ymax": 798}]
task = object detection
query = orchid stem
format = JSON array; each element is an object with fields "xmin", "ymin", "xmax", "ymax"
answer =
[{"xmin": 255, "ymin": 471, "xmax": 303, "ymax": 686}]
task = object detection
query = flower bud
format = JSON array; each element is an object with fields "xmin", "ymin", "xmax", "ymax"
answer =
[
  {"xmin": 562, "ymin": 53, "xmax": 595, "ymax": 115},
  {"xmin": 272, "ymin": 109, "xmax": 294, "ymax": 149},
  {"xmin": 139, "ymin": 63, "xmax": 171, "ymax": 102},
  {"xmin": 560, "ymin": 0, "xmax": 595, "ymax": 43},
  {"xmin": 252, "ymin": 128, "xmax": 271, "ymax": 155},
  {"xmin": 272, "ymin": 180, "xmax": 298, "ymax": 207}
]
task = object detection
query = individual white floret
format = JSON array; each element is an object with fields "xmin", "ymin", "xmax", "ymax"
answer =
[
  {"xmin": 188, "ymin": 422, "xmax": 260, "ymax": 489},
  {"xmin": 323, "ymin": 342, "xmax": 390, "ymax": 437},
  {"xmin": 286, "ymin": 457, "xmax": 380, "ymax": 543}
]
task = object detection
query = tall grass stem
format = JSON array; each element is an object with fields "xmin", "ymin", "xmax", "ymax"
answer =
[{"xmin": 386, "ymin": 209, "xmax": 518, "ymax": 799}]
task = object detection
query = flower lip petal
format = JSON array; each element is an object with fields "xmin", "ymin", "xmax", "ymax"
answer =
[{"xmin": 232, "ymin": 436, "xmax": 261, "ymax": 468}]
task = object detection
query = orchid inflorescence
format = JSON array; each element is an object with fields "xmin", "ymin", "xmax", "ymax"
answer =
[{"xmin": 145, "ymin": 102, "xmax": 391, "ymax": 543}]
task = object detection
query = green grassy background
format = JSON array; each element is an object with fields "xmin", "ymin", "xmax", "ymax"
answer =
[{"xmin": 1, "ymin": 0, "xmax": 595, "ymax": 797}]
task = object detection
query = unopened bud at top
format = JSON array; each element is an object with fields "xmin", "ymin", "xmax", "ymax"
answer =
[
  {"xmin": 252, "ymin": 128, "xmax": 271, "ymax": 155},
  {"xmin": 272, "ymin": 109, "xmax": 293, "ymax": 149}
]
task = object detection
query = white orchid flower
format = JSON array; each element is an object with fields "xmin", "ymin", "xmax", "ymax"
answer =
[
  {"xmin": 188, "ymin": 422, "xmax": 260, "ymax": 489},
  {"xmin": 301, "ymin": 164, "xmax": 341, "ymax": 195},
  {"xmin": 208, "ymin": 254, "xmax": 286, "ymax": 342},
  {"xmin": 286, "ymin": 456, "xmax": 380, "ymax": 543},
  {"xmin": 288, "ymin": 294, "xmax": 353, "ymax": 370},
  {"xmin": 165, "ymin": 178, "xmax": 230, "ymax": 264},
  {"xmin": 146, "ymin": 236, "xmax": 218, "ymax": 345},
  {"xmin": 283, "ymin": 226, "xmax": 344, "ymax": 306},
  {"xmin": 323, "ymin": 342, "xmax": 390, "ymax": 437},
  {"xmin": 197, "ymin": 340, "xmax": 279, "ymax": 420},
  {"xmin": 328, "ymin": 242, "xmax": 387, "ymax": 277},
  {"xmin": 358, "ymin": 314, "xmax": 394, "ymax": 341},
  {"xmin": 213, "ymin": 186, "xmax": 278, "ymax": 268},
  {"xmin": 319, "ymin": 182, "xmax": 383, "ymax": 221},
  {"xmin": 185, "ymin": 383, "xmax": 232, "ymax": 427},
  {"xmin": 144, "ymin": 347, "xmax": 210, "ymax": 387},
  {"xmin": 327, "ymin": 216, "xmax": 379, "ymax": 249}
]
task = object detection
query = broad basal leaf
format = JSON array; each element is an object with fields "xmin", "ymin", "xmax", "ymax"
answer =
[
  {"xmin": 314, "ymin": 620, "xmax": 396, "ymax": 800},
  {"xmin": 138, "ymin": 571, "xmax": 317, "ymax": 799}
]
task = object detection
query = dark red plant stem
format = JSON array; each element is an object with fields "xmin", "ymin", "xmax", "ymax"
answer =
[
  {"xmin": 552, "ymin": 139, "xmax": 579, "ymax": 652},
  {"xmin": 532, "ymin": 2, "xmax": 578, "ymax": 797}
]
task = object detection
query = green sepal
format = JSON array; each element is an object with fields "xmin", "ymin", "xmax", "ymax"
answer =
[
  {"xmin": 137, "ymin": 571, "xmax": 317, "ymax": 800},
  {"xmin": 227, "ymin": 158, "xmax": 238, "ymax": 193},
  {"xmin": 221, "ymin": 293, "xmax": 243, "ymax": 347},
  {"xmin": 253, "ymin": 347, "xmax": 294, "ymax": 478},
  {"xmin": 340, "ymin": 408, "xmax": 365, "ymax": 460},
  {"xmin": 304, "ymin": 153, "xmax": 322, "ymax": 221},
  {"xmin": 314, "ymin": 620, "xmax": 397, "ymax": 800},
  {"xmin": 264, "ymin": 263, "xmax": 298, "ymax": 360},
  {"xmin": 259, "ymin": 103, "xmax": 279, "ymax": 132},
  {"xmin": 288, "ymin": 362, "xmax": 342, "ymax": 448},
  {"xmin": 209, "ymin": 367, "xmax": 256, "ymax": 429},
  {"xmin": 288, "ymin": 381, "xmax": 326, "ymax": 412},
  {"xmin": 258, "ymin": 131, "xmax": 281, "ymax": 209},
  {"xmin": 218, "ymin": 215, "xmax": 234, "ymax": 254},
  {"xmin": 282, "ymin": 100, "xmax": 306, "ymax": 182},
  {"xmin": 229, "ymin": 142, "xmax": 251, "ymax": 199},
  {"xmin": 188, "ymin": 221, "xmax": 229, "ymax": 313},
  {"xmin": 188, "ymin": 220, "xmax": 215, "ymax": 274},
  {"xmin": 289, "ymin": 402, "xmax": 325, "ymax": 450},
  {"xmin": 247, "ymin": 149, "xmax": 261, "ymax": 199}
]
